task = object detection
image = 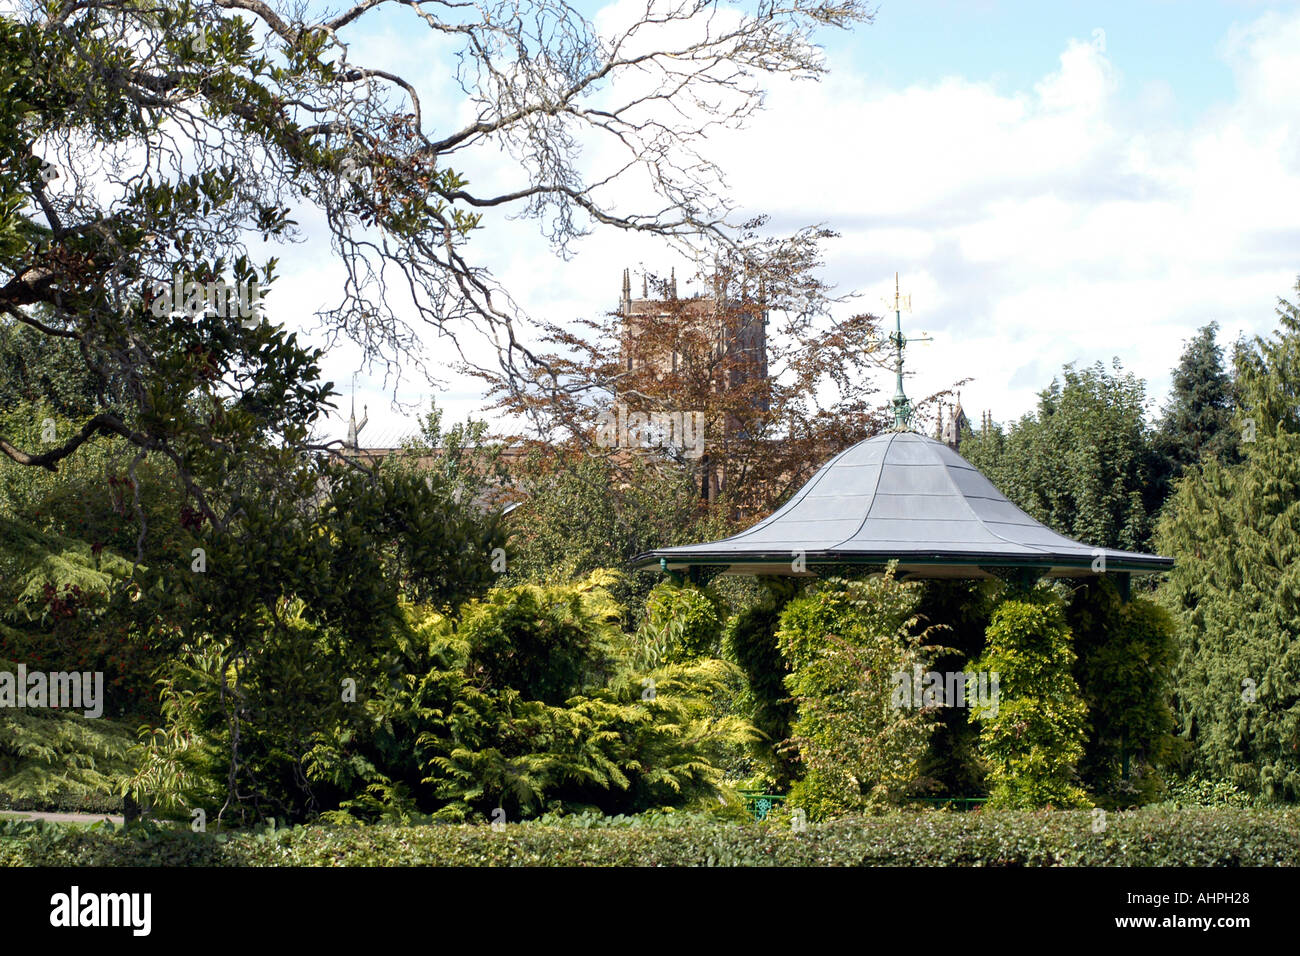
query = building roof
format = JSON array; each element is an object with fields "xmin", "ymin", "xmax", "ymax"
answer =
[{"xmin": 633, "ymin": 430, "xmax": 1173, "ymax": 578}]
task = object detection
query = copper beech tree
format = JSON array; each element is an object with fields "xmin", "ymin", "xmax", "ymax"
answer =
[{"xmin": 472, "ymin": 239, "xmax": 951, "ymax": 520}]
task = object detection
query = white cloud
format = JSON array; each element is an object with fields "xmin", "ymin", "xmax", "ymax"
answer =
[
  {"xmin": 675, "ymin": 9, "xmax": 1300, "ymax": 426},
  {"xmin": 287, "ymin": 4, "xmax": 1300, "ymax": 442}
]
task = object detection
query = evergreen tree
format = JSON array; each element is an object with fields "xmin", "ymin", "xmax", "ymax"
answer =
[
  {"xmin": 963, "ymin": 360, "xmax": 1161, "ymax": 552},
  {"xmin": 1235, "ymin": 276, "xmax": 1300, "ymax": 438},
  {"xmin": 1154, "ymin": 322, "xmax": 1239, "ymax": 490},
  {"xmin": 1156, "ymin": 431, "xmax": 1300, "ymax": 801},
  {"xmin": 1156, "ymin": 279, "xmax": 1300, "ymax": 801}
]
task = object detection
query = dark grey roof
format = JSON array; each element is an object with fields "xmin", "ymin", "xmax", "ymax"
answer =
[{"xmin": 634, "ymin": 431, "xmax": 1173, "ymax": 578}]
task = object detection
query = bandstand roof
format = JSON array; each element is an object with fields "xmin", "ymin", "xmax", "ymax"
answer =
[{"xmin": 633, "ymin": 431, "xmax": 1173, "ymax": 579}]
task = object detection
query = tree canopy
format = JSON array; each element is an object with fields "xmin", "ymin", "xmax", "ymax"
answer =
[
  {"xmin": 0, "ymin": 0, "xmax": 874, "ymax": 526},
  {"xmin": 1156, "ymin": 279, "xmax": 1300, "ymax": 801},
  {"xmin": 963, "ymin": 360, "xmax": 1162, "ymax": 553}
]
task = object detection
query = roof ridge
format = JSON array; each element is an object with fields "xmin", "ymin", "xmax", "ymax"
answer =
[
  {"xmin": 723, "ymin": 440, "xmax": 860, "ymax": 544},
  {"xmin": 826, "ymin": 430, "xmax": 902, "ymax": 551},
  {"xmin": 927, "ymin": 439, "xmax": 1054, "ymax": 556}
]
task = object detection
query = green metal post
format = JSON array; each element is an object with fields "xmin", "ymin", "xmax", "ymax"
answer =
[{"xmin": 660, "ymin": 557, "xmax": 683, "ymax": 586}]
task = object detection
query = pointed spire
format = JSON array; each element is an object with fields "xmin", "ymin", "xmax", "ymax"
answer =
[
  {"xmin": 621, "ymin": 268, "xmax": 631, "ymax": 315},
  {"xmin": 670, "ymin": 266, "xmax": 677, "ymax": 299},
  {"xmin": 347, "ymin": 380, "xmax": 368, "ymax": 450},
  {"xmin": 642, "ymin": 272, "xmax": 648, "ymax": 298}
]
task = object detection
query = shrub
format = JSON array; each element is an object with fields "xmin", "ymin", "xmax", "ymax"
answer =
[
  {"xmin": 1065, "ymin": 578, "xmax": 1177, "ymax": 804},
  {"xmin": 972, "ymin": 590, "xmax": 1090, "ymax": 809},
  {"xmin": 912, "ymin": 580, "xmax": 998, "ymax": 797},
  {"xmin": 775, "ymin": 571, "xmax": 938, "ymax": 819},
  {"xmin": 4, "ymin": 807, "xmax": 1299, "ymax": 867},
  {"xmin": 636, "ymin": 581, "xmax": 725, "ymax": 664},
  {"xmin": 724, "ymin": 597, "xmax": 796, "ymax": 789},
  {"xmin": 459, "ymin": 577, "xmax": 623, "ymax": 705}
]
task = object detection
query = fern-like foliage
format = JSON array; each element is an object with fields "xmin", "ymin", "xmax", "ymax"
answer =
[{"xmin": 0, "ymin": 655, "xmax": 136, "ymax": 809}]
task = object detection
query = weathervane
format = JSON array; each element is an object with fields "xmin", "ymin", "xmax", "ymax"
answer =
[{"xmin": 881, "ymin": 273, "xmax": 930, "ymax": 431}]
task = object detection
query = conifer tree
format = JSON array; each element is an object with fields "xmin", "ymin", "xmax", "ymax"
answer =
[
  {"xmin": 963, "ymin": 361, "xmax": 1161, "ymax": 552},
  {"xmin": 1156, "ymin": 278, "xmax": 1300, "ymax": 801},
  {"xmin": 1154, "ymin": 322, "xmax": 1239, "ymax": 490}
]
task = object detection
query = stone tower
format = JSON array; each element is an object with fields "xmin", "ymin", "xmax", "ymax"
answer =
[
  {"xmin": 616, "ymin": 266, "xmax": 771, "ymax": 500},
  {"xmin": 617, "ymin": 267, "xmax": 769, "ymax": 407}
]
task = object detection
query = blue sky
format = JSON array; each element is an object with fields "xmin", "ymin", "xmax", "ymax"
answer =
[
  {"xmin": 823, "ymin": 1, "xmax": 1237, "ymax": 113},
  {"xmin": 264, "ymin": 0, "xmax": 1300, "ymax": 445}
]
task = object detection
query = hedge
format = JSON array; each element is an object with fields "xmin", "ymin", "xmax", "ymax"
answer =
[{"xmin": 2, "ymin": 808, "xmax": 1298, "ymax": 866}]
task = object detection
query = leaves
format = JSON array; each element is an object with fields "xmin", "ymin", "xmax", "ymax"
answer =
[
  {"xmin": 972, "ymin": 591, "xmax": 1090, "ymax": 810},
  {"xmin": 775, "ymin": 571, "xmax": 939, "ymax": 819},
  {"xmin": 963, "ymin": 360, "xmax": 1161, "ymax": 553}
]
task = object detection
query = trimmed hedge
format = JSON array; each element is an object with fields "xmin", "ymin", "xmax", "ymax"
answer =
[{"xmin": 2, "ymin": 808, "xmax": 1298, "ymax": 866}]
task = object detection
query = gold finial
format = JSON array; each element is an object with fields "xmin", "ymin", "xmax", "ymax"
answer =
[{"xmin": 887, "ymin": 271, "xmax": 912, "ymax": 315}]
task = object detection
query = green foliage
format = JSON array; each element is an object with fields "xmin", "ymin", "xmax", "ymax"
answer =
[
  {"xmin": 0, "ymin": 698, "xmax": 135, "ymax": 810},
  {"xmin": 1154, "ymin": 322, "xmax": 1240, "ymax": 489},
  {"xmin": 0, "ymin": 512, "xmax": 159, "ymax": 719},
  {"xmin": 459, "ymin": 576, "xmax": 622, "ymax": 705},
  {"xmin": 422, "ymin": 573, "xmax": 754, "ymax": 820},
  {"xmin": 124, "ymin": 461, "xmax": 506, "ymax": 824},
  {"xmin": 428, "ymin": 653, "xmax": 754, "ymax": 820},
  {"xmin": 0, "ymin": 315, "xmax": 109, "ymax": 419},
  {"xmin": 1156, "ymin": 428, "xmax": 1300, "ymax": 802},
  {"xmin": 775, "ymin": 572, "xmax": 938, "ymax": 818},
  {"xmin": 1155, "ymin": 773, "xmax": 1257, "ymax": 809},
  {"xmin": 123, "ymin": 645, "xmax": 226, "ymax": 819},
  {"xmin": 0, "ymin": 10, "xmax": 345, "ymax": 525},
  {"xmin": 500, "ymin": 452, "xmax": 717, "ymax": 617},
  {"xmin": 1065, "ymin": 579, "xmax": 1177, "ymax": 804},
  {"xmin": 963, "ymin": 360, "xmax": 1162, "ymax": 552},
  {"xmin": 972, "ymin": 591, "xmax": 1090, "ymax": 809},
  {"xmin": 636, "ymin": 581, "xmax": 725, "ymax": 665},
  {"xmin": 137, "ymin": 561, "xmax": 754, "ymax": 824},
  {"xmin": 383, "ymin": 397, "xmax": 510, "ymax": 529},
  {"xmin": 1233, "ymin": 276, "xmax": 1300, "ymax": 437},
  {"xmin": 723, "ymin": 597, "xmax": 796, "ymax": 789},
  {"xmin": 913, "ymin": 579, "xmax": 998, "ymax": 797},
  {"xmin": 6, "ymin": 808, "xmax": 1300, "ymax": 867}
]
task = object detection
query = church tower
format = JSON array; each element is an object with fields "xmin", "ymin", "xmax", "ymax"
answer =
[
  {"xmin": 617, "ymin": 266, "xmax": 769, "ymax": 407},
  {"xmin": 616, "ymin": 266, "xmax": 771, "ymax": 501}
]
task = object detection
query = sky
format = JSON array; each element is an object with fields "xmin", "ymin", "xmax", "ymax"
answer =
[{"xmin": 256, "ymin": 0, "xmax": 1300, "ymax": 446}]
